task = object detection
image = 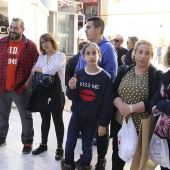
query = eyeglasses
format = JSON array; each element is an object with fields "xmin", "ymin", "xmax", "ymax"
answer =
[
  {"xmin": 127, "ymin": 41, "xmax": 132, "ymax": 44},
  {"xmin": 40, "ymin": 40, "xmax": 50, "ymax": 46},
  {"xmin": 113, "ymin": 39, "xmax": 120, "ymax": 43}
]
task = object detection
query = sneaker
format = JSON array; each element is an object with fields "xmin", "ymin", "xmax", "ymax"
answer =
[
  {"xmin": 32, "ymin": 144, "xmax": 47, "ymax": 155},
  {"xmin": 55, "ymin": 148, "xmax": 64, "ymax": 161},
  {"xmin": 76, "ymin": 164, "xmax": 92, "ymax": 170},
  {"xmin": 22, "ymin": 143, "xmax": 32, "ymax": 154},
  {"xmin": 61, "ymin": 159, "xmax": 75, "ymax": 170},
  {"xmin": 75, "ymin": 154, "xmax": 83, "ymax": 168},
  {"xmin": 76, "ymin": 155, "xmax": 92, "ymax": 170},
  {"xmin": 92, "ymin": 139, "xmax": 97, "ymax": 146},
  {"xmin": 0, "ymin": 138, "xmax": 6, "ymax": 147},
  {"xmin": 95, "ymin": 159, "xmax": 106, "ymax": 170}
]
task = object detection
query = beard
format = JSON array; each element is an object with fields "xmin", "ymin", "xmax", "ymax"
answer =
[{"xmin": 9, "ymin": 32, "xmax": 22, "ymax": 41}]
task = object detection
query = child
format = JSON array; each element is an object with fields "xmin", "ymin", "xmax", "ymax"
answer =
[{"xmin": 61, "ymin": 42, "xmax": 113, "ymax": 170}]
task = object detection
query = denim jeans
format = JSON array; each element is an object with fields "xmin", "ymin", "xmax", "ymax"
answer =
[
  {"xmin": 0, "ymin": 89, "xmax": 34, "ymax": 144},
  {"xmin": 65, "ymin": 113, "xmax": 98, "ymax": 166}
]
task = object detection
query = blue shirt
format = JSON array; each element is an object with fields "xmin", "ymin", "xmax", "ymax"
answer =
[{"xmin": 76, "ymin": 37, "xmax": 118, "ymax": 82}]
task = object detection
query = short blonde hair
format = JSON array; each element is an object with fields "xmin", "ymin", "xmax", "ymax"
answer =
[{"xmin": 132, "ymin": 39, "xmax": 154, "ymax": 60}]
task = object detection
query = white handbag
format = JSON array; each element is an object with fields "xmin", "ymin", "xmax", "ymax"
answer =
[
  {"xmin": 118, "ymin": 117, "xmax": 138, "ymax": 163},
  {"xmin": 149, "ymin": 118, "xmax": 170, "ymax": 169}
]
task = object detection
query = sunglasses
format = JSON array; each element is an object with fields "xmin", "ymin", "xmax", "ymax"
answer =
[
  {"xmin": 113, "ymin": 39, "xmax": 120, "ymax": 43},
  {"xmin": 127, "ymin": 41, "xmax": 132, "ymax": 44}
]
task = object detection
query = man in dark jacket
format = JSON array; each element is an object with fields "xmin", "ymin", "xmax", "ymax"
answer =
[
  {"xmin": 65, "ymin": 41, "xmax": 88, "ymax": 86},
  {"xmin": 112, "ymin": 34, "xmax": 128, "ymax": 67}
]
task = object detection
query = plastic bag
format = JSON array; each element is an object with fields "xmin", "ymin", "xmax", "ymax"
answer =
[
  {"xmin": 118, "ymin": 117, "xmax": 138, "ymax": 163},
  {"xmin": 149, "ymin": 129, "xmax": 170, "ymax": 169}
]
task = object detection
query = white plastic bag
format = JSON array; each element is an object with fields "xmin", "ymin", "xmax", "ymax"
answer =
[
  {"xmin": 118, "ymin": 117, "xmax": 138, "ymax": 163},
  {"xmin": 149, "ymin": 131, "xmax": 170, "ymax": 169}
]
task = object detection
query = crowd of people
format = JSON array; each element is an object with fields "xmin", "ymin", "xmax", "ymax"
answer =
[{"xmin": 0, "ymin": 16, "xmax": 169, "ymax": 170}]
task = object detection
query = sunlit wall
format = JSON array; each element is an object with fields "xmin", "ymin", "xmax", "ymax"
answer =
[
  {"xmin": 7, "ymin": 0, "xmax": 49, "ymax": 46},
  {"xmin": 102, "ymin": 0, "xmax": 170, "ymax": 48}
]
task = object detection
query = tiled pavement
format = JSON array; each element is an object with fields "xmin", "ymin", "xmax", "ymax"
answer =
[{"xmin": 0, "ymin": 101, "xmax": 160, "ymax": 170}]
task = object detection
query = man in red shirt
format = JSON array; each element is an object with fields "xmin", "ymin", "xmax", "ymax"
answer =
[{"xmin": 0, "ymin": 18, "xmax": 39, "ymax": 153}]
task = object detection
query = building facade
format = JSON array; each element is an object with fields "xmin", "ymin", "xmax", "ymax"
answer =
[{"xmin": 100, "ymin": 0, "xmax": 170, "ymax": 48}]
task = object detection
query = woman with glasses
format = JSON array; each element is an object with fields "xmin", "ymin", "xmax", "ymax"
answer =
[{"xmin": 29, "ymin": 33, "xmax": 66, "ymax": 160}]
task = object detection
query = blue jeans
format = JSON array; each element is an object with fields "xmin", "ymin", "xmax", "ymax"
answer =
[{"xmin": 65, "ymin": 113, "xmax": 98, "ymax": 166}]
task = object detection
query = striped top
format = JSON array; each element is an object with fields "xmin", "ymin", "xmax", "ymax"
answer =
[{"xmin": 35, "ymin": 51, "xmax": 66, "ymax": 93}]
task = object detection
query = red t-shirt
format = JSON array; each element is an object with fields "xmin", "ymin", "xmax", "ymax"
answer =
[{"xmin": 5, "ymin": 40, "xmax": 23, "ymax": 90}]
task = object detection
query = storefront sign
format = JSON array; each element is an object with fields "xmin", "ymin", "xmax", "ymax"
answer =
[{"xmin": 0, "ymin": 7, "xmax": 9, "ymax": 38}]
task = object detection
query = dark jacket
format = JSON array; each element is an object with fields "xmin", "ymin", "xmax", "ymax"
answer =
[
  {"xmin": 151, "ymin": 71, "xmax": 170, "ymax": 116},
  {"xmin": 124, "ymin": 48, "xmax": 134, "ymax": 66},
  {"xmin": 65, "ymin": 53, "xmax": 80, "ymax": 86},
  {"xmin": 27, "ymin": 74, "xmax": 65, "ymax": 112},
  {"xmin": 117, "ymin": 47, "xmax": 128, "ymax": 67}
]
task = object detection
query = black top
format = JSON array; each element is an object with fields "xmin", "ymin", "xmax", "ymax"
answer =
[
  {"xmin": 65, "ymin": 53, "xmax": 80, "ymax": 86},
  {"xmin": 124, "ymin": 48, "xmax": 134, "ymax": 66},
  {"xmin": 117, "ymin": 47, "xmax": 128, "ymax": 67},
  {"xmin": 151, "ymin": 71, "xmax": 170, "ymax": 116}
]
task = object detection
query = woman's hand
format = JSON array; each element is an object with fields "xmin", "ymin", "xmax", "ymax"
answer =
[
  {"xmin": 68, "ymin": 77, "xmax": 77, "ymax": 89},
  {"xmin": 31, "ymin": 66, "xmax": 42, "ymax": 74},
  {"xmin": 114, "ymin": 97, "xmax": 131, "ymax": 118},
  {"xmin": 98, "ymin": 126, "xmax": 106, "ymax": 136},
  {"xmin": 118, "ymin": 103, "xmax": 131, "ymax": 118}
]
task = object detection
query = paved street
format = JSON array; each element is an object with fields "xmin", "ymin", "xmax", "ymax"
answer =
[{"xmin": 0, "ymin": 101, "xmax": 160, "ymax": 170}]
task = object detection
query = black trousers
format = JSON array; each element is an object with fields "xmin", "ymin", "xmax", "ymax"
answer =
[
  {"xmin": 112, "ymin": 119, "xmax": 125, "ymax": 170},
  {"xmin": 96, "ymin": 126, "xmax": 109, "ymax": 160},
  {"xmin": 40, "ymin": 107, "xmax": 64, "ymax": 148}
]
